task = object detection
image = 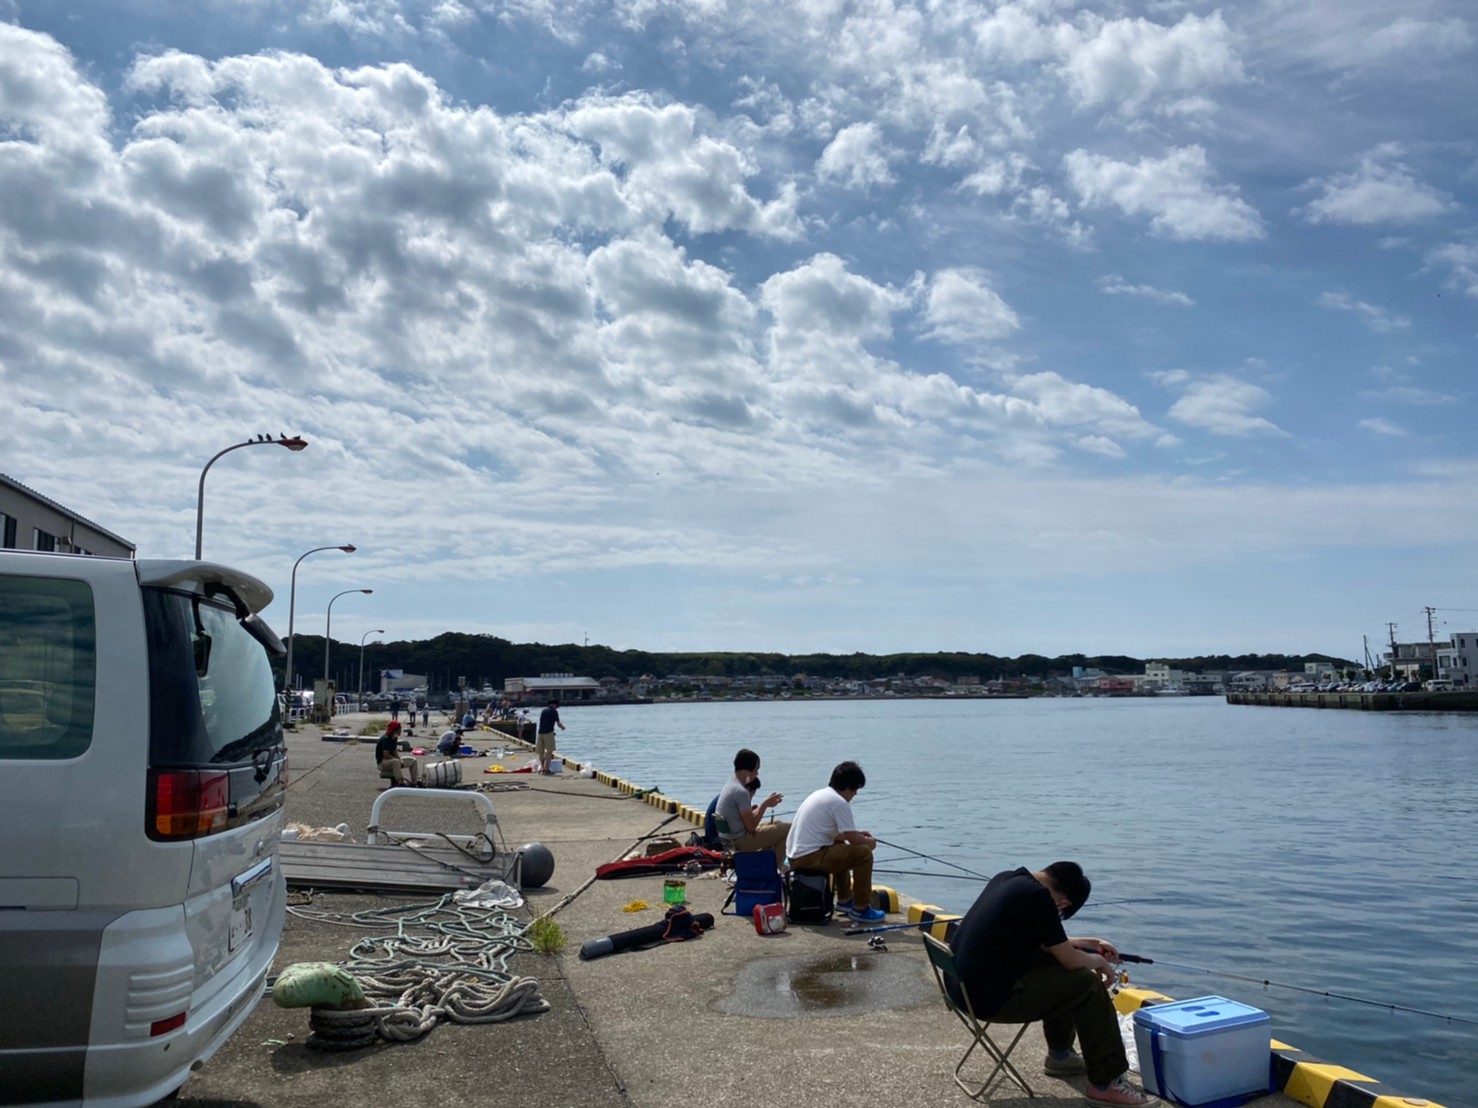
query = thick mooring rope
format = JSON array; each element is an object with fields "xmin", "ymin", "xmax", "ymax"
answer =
[{"xmin": 286, "ymin": 895, "xmax": 550, "ymax": 1049}]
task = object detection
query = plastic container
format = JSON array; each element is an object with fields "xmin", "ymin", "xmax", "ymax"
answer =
[
  {"xmin": 548, "ymin": 757, "xmax": 564, "ymax": 774},
  {"xmin": 1132, "ymin": 996, "xmax": 1271, "ymax": 1106},
  {"xmin": 663, "ymin": 879, "xmax": 686, "ymax": 904},
  {"xmin": 423, "ymin": 760, "xmax": 462, "ymax": 789}
]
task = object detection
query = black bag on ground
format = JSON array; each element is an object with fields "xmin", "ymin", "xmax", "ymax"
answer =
[{"xmin": 786, "ymin": 868, "xmax": 834, "ymax": 924}]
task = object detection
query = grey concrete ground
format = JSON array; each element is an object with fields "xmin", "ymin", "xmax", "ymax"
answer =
[{"xmin": 174, "ymin": 713, "xmax": 1291, "ymax": 1108}]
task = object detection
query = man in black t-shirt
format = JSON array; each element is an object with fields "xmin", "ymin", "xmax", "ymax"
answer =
[
  {"xmin": 374, "ymin": 721, "xmax": 421, "ymax": 786},
  {"xmin": 950, "ymin": 863, "xmax": 1156, "ymax": 1108},
  {"xmin": 536, "ymin": 700, "xmax": 566, "ymax": 774}
]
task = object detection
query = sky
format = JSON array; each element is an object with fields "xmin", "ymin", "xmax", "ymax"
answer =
[{"xmin": 1, "ymin": 0, "xmax": 1475, "ymax": 662}]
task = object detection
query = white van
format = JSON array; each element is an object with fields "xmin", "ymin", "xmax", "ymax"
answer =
[
  {"xmin": 1424, "ymin": 679, "xmax": 1454, "ymax": 692},
  {"xmin": 0, "ymin": 552, "xmax": 288, "ymax": 1107}
]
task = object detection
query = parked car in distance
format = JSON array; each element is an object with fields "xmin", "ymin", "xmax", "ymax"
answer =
[
  {"xmin": 1, "ymin": 552, "xmax": 289, "ymax": 1107},
  {"xmin": 1424, "ymin": 679, "xmax": 1454, "ymax": 692}
]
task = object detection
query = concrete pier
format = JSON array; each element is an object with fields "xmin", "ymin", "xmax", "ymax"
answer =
[
  {"xmin": 171, "ymin": 712, "xmax": 1418, "ymax": 1108},
  {"xmin": 1228, "ymin": 690, "xmax": 1478, "ymax": 711}
]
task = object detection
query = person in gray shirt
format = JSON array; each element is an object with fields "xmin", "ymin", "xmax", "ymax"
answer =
[{"xmin": 715, "ymin": 747, "xmax": 789, "ymax": 865}]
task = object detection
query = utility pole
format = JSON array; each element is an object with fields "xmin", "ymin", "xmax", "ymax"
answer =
[
  {"xmin": 1387, "ymin": 622, "xmax": 1399, "ymax": 680},
  {"xmin": 1425, "ymin": 606, "xmax": 1439, "ymax": 682}
]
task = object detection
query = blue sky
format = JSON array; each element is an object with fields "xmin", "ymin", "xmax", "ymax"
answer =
[{"xmin": 2, "ymin": 0, "xmax": 1475, "ymax": 660}]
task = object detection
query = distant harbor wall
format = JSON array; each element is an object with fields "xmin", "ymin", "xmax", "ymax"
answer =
[{"xmin": 1228, "ymin": 690, "xmax": 1478, "ymax": 711}]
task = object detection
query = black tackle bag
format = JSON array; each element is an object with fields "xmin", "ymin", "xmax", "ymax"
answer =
[{"xmin": 786, "ymin": 868, "xmax": 834, "ymax": 924}]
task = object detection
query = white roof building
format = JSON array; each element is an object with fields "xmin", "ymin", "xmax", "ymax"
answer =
[{"xmin": 504, "ymin": 673, "xmax": 603, "ymax": 701}]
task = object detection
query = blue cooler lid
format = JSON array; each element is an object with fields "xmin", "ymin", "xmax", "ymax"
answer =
[{"xmin": 1131, "ymin": 996, "xmax": 1269, "ymax": 1038}]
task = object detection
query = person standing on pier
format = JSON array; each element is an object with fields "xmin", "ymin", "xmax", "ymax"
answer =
[
  {"xmin": 785, "ymin": 761, "xmax": 884, "ymax": 923},
  {"xmin": 715, "ymin": 748, "xmax": 789, "ymax": 864},
  {"xmin": 949, "ymin": 862, "xmax": 1157, "ymax": 1107},
  {"xmin": 536, "ymin": 699, "xmax": 566, "ymax": 774}
]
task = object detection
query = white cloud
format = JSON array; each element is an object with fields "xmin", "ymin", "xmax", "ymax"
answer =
[
  {"xmin": 1359, "ymin": 385, "xmax": 1457, "ymax": 406},
  {"xmin": 817, "ymin": 121, "xmax": 894, "ymax": 190},
  {"xmin": 1427, "ymin": 240, "xmax": 1478, "ymax": 298},
  {"xmin": 1064, "ymin": 146, "xmax": 1264, "ymax": 241},
  {"xmin": 1076, "ymin": 434, "xmax": 1127, "ymax": 458},
  {"xmin": 920, "ymin": 268, "xmax": 1021, "ymax": 345},
  {"xmin": 1098, "ymin": 275, "xmax": 1194, "ymax": 306},
  {"xmin": 1164, "ymin": 376, "xmax": 1285, "ymax": 437},
  {"xmin": 1317, "ymin": 291, "xmax": 1410, "ymax": 333},
  {"xmin": 1054, "ymin": 11, "xmax": 1244, "ymax": 116},
  {"xmin": 1358, "ymin": 417, "xmax": 1406, "ymax": 436},
  {"xmin": 1261, "ymin": 3, "xmax": 1475, "ymax": 71},
  {"xmin": 1301, "ymin": 147, "xmax": 1456, "ymax": 226},
  {"xmin": 1008, "ymin": 371, "xmax": 1159, "ymax": 441}
]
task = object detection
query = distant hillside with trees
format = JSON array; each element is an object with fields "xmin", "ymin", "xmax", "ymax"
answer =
[{"xmin": 289, "ymin": 631, "xmax": 1355, "ymax": 694}]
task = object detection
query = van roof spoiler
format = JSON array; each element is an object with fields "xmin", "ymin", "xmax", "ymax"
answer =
[{"xmin": 134, "ymin": 560, "xmax": 274, "ymax": 614}]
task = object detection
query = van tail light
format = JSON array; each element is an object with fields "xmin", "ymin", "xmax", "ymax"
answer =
[
  {"xmin": 150, "ymin": 1012, "xmax": 187, "ymax": 1037},
  {"xmin": 148, "ymin": 769, "xmax": 230, "ymax": 840}
]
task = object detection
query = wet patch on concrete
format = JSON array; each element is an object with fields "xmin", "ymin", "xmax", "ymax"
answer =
[{"xmin": 717, "ymin": 950, "xmax": 934, "ymax": 1018}]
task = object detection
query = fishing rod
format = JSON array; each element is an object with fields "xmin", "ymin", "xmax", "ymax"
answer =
[
  {"xmin": 843, "ymin": 918, "xmax": 953, "ymax": 936},
  {"xmin": 1118, "ymin": 953, "xmax": 1478, "ymax": 1027},
  {"xmin": 873, "ymin": 838, "xmax": 994, "ymax": 882}
]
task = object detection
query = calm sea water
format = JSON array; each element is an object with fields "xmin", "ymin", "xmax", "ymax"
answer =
[{"xmin": 559, "ymin": 696, "xmax": 1478, "ymax": 1106}]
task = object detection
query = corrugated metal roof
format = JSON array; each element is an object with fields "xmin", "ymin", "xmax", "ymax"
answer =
[{"xmin": 0, "ymin": 473, "xmax": 136, "ymax": 552}]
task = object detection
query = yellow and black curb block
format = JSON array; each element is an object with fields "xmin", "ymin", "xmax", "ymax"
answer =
[
  {"xmin": 870, "ymin": 886, "xmax": 900, "ymax": 913},
  {"xmin": 905, "ymin": 903, "xmax": 961, "ymax": 939}
]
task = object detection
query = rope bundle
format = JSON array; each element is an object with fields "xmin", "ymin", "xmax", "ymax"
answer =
[{"xmin": 287, "ymin": 895, "xmax": 550, "ymax": 1050}]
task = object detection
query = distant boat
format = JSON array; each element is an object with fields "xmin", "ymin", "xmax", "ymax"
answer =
[{"xmin": 1156, "ymin": 687, "xmax": 1190, "ymax": 696}]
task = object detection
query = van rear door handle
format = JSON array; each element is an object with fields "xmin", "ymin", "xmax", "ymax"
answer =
[{"xmin": 231, "ymin": 857, "xmax": 273, "ymax": 897}]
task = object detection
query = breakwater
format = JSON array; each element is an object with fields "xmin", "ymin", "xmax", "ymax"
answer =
[{"xmin": 1227, "ymin": 690, "xmax": 1478, "ymax": 711}]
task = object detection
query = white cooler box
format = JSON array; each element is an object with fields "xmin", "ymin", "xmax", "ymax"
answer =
[{"xmin": 1132, "ymin": 996, "xmax": 1271, "ymax": 1106}]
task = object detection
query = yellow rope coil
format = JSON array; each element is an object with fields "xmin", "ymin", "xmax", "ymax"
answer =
[{"xmin": 622, "ymin": 900, "xmax": 651, "ymax": 912}]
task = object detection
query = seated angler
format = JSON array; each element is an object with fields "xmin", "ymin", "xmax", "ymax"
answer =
[
  {"xmin": 714, "ymin": 747, "xmax": 789, "ymax": 865},
  {"xmin": 949, "ymin": 861, "xmax": 1157, "ymax": 1107},
  {"xmin": 784, "ymin": 760, "xmax": 884, "ymax": 923},
  {"xmin": 375, "ymin": 720, "xmax": 422, "ymax": 786}
]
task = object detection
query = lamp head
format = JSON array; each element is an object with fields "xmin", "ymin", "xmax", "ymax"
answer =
[
  {"xmin": 279, "ymin": 436, "xmax": 309, "ymax": 452},
  {"xmin": 360, "ymin": 589, "xmax": 373, "ymax": 595},
  {"xmin": 340, "ymin": 544, "xmax": 357, "ymax": 553}
]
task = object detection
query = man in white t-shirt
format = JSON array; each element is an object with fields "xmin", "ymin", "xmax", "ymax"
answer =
[{"xmin": 785, "ymin": 761, "xmax": 884, "ymax": 922}]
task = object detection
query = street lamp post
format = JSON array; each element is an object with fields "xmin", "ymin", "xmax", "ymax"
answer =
[
  {"xmin": 359, "ymin": 629, "xmax": 385, "ymax": 712},
  {"xmin": 195, "ymin": 434, "xmax": 308, "ymax": 559},
  {"xmin": 284, "ymin": 545, "xmax": 356, "ymax": 718},
  {"xmin": 325, "ymin": 589, "xmax": 373, "ymax": 698}
]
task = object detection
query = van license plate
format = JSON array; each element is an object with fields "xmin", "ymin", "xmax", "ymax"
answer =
[{"xmin": 229, "ymin": 898, "xmax": 252, "ymax": 952}]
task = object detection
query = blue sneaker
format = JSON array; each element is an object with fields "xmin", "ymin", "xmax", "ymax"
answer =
[
  {"xmin": 847, "ymin": 904, "xmax": 886, "ymax": 923},
  {"xmin": 833, "ymin": 899, "xmax": 853, "ymax": 914}
]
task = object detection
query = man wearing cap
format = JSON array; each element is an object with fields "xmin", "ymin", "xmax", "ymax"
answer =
[
  {"xmin": 437, "ymin": 726, "xmax": 463, "ymax": 757},
  {"xmin": 536, "ymin": 700, "xmax": 565, "ymax": 774},
  {"xmin": 949, "ymin": 862, "xmax": 1157, "ymax": 1108},
  {"xmin": 375, "ymin": 720, "xmax": 421, "ymax": 786}
]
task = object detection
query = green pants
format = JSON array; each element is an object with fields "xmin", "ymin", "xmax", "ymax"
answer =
[{"xmin": 985, "ymin": 956, "xmax": 1127, "ymax": 1086}]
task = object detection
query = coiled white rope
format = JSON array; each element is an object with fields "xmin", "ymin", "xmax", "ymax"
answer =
[{"xmin": 287, "ymin": 895, "xmax": 550, "ymax": 1049}]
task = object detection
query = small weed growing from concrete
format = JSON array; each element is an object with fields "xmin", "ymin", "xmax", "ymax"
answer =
[{"xmin": 525, "ymin": 914, "xmax": 566, "ymax": 954}]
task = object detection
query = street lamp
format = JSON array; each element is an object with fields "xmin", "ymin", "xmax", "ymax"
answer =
[
  {"xmin": 195, "ymin": 434, "xmax": 308, "ymax": 559},
  {"xmin": 359, "ymin": 629, "xmax": 385, "ymax": 712},
  {"xmin": 284, "ymin": 545, "xmax": 355, "ymax": 715},
  {"xmin": 325, "ymin": 589, "xmax": 373, "ymax": 694}
]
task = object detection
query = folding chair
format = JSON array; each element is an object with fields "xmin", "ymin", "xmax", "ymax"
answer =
[{"xmin": 921, "ymin": 932, "xmax": 1037, "ymax": 1099}]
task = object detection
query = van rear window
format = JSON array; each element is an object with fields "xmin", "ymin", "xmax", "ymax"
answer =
[
  {"xmin": 0, "ymin": 576, "xmax": 96, "ymax": 760},
  {"xmin": 143, "ymin": 588, "xmax": 282, "ymax": 766}
]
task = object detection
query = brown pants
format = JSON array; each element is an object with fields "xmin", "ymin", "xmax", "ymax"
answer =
[
  {"xmin": 379, "ymin": 756, "xmax": 420, "ymax": 786},
  {"xmin": 787, "ymin": 841, "xmax": 873, "ymax": 908},
  {"xmin": 728, "ymin": 822, "xmax": 791, "ymax": 867}
]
